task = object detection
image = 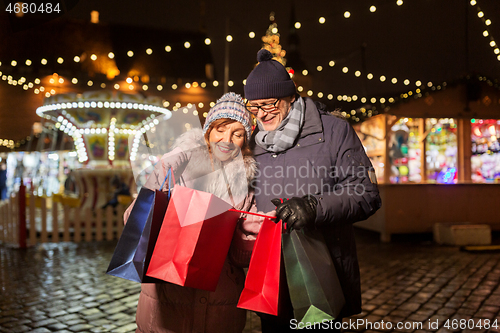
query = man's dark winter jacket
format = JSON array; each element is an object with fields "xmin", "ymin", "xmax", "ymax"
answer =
[{"xmin": 251, "ymin": 97, "xmax": 382, "ymax": 318}]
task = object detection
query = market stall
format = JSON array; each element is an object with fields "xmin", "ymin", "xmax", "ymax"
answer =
[{"xmin": 353, "ymin": 78, "xmax": 500, "ymax": 241}]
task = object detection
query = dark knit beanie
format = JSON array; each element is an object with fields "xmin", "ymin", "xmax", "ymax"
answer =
[{"xmin": 244, "ymin": 49, "xmax": 296, "ymax": 100}]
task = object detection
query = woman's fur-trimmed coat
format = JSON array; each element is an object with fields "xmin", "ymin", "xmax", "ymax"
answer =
[{"xmin": 129, "ymin": 129, "xmax": 257, "ymax": 333}]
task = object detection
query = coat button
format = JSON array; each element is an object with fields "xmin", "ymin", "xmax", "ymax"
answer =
[
  {"xmin": 319, "ymin": 138, "xmax": 322, "ymax": 141},
  {"xmin": 200, "ymin": 297, "xmax": 207, "ymax": 304},
  {"xmin": 297, "ymin": 144, "xmax": 300, "ymax": 147},
  {"xmin": 272, "ymin": 154, "xmax": 277, "ymax": 158}
]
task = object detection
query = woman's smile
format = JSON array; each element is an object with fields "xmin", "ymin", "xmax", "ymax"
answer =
[{"xmin": 216, "ymin": 144, "xmax": 233, "ymax": 154}]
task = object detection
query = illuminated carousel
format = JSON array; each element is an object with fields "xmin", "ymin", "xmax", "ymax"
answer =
[{"xmin": 36, "ymin": 90, "xmax": 172, "ymax": 210}]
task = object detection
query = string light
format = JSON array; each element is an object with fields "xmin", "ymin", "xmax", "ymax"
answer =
[
  {"xmin": 1, "ymin": 3, "xmax": 496, "ymax": 109},
  {"xmin": 471, "ymin": 3, "xmax": 499, "ymax": 61},
  {"xmin": 0, "ymin": 2, "xmax": 426, "ymax": 94}
]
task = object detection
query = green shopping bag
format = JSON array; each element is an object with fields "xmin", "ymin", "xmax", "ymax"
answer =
[{"xmin": 282, "ymin": 229, "xmax": 345, "ymax": 323}]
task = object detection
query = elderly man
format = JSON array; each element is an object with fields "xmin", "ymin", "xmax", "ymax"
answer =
[{"xmin": 244, "ymin": 49, "xmax": 382, "ymax": 332}]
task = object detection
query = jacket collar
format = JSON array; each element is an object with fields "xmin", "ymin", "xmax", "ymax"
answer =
[{"xmin": 250, "ymin": 97, "xmax": 324, "ymax": 156}]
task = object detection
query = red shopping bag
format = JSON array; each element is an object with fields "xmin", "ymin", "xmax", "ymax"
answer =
[
  {"xmin": 146, "ymin": 184, "xmax": 241, "ymax": 291},
  {"xmin": 237, "ymin": 217, "xmax": 282, "ymax": 315}
]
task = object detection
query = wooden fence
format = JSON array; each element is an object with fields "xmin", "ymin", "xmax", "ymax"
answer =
[{"xmin": 0, "ymin": 192, "xmax": 125, "ymax": 247}]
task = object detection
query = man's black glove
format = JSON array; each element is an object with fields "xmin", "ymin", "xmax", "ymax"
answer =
[{"xmin": 271, "ymin": 195, "xmax": 318, "ymax": 230}]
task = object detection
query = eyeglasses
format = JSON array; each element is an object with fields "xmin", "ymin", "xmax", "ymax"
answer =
[{"xmin": 245, "ymin": 99, "xmax": 280, "ymax": 114}]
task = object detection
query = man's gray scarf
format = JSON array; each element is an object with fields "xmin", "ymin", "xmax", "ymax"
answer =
[{"xmin": 255, "ymin": 97, "xmax": 305, "ymax": 153}]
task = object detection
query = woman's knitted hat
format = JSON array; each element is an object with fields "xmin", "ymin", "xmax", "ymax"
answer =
[
  {"xmin": 244, "ymin": 49, "xmax": 296, "ymax": 100},
  {"xmin": 202, "ymin": 92, "xmax": 252, "ymax": 140}
]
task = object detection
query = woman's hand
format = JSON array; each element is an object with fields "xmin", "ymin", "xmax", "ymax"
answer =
[
  {"xmin": 123, "ymin": 199, "xmax": 135, "ymax": 225},
  {"xmin": 143, "ymin": 147, "xmax": 188, "ymax": 191},
  {"xmin": 230, "ymin": 209, "xmax": 276, "ymax": 267}
]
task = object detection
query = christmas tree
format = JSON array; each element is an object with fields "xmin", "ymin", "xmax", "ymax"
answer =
[{"xmin": 261, "ymin": 12, "xmax": 287, "ymax": 66}]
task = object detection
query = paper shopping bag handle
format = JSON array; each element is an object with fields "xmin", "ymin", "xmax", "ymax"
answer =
[
  {"xmin": 229, "ymin": 209, "xmax": 277, "ymax": 219},
  {"xmin": 160, "ymin": 168, "xmax": 174, "ymax": 199}
]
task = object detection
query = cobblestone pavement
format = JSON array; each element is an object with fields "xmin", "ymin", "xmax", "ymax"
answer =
[{"xmin": 1, "ymin": 229, "xmax": 500, "ymax": 332}]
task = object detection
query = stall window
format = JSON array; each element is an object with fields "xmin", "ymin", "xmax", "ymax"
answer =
[
  {"xmin": 471, "ymin": 119, "xmax": 500, "ymax": 183},
  {"xmin": 389, "ymin": 118, "xmax": 422, "ymax": 184},
  {"xmin": 355, "ymin": 115, "xmax": 385, "ymax": 183},
  {"xmin": 425, "ymin": 118, "xmax": 457, "ymax": 184}
]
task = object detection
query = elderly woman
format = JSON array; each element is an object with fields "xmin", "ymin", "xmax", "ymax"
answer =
[{"xmin": 124, "ymin": 92, "xmax": 271, "ymax": 333}]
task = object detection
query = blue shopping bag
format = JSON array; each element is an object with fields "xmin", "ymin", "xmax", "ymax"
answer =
[{"xmin": 106, "ymin": 170, "xmax": 172, "ymax": 282}]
